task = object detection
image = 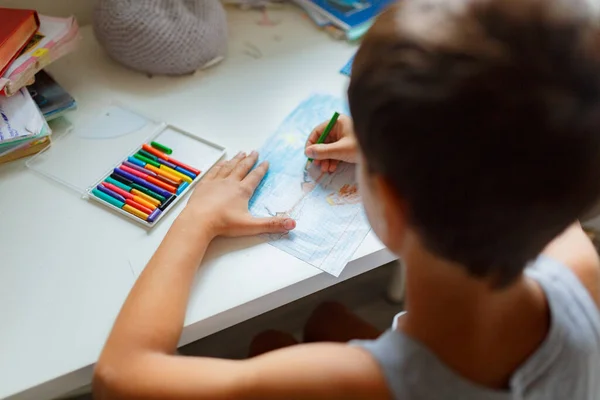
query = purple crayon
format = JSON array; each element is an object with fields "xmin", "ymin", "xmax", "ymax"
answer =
[
  {"xmin": 157, "ymin": 158, "xmax": 178, "ymax": 170},
  {"xmin": 97, "ymin": 183, "xmax": 126, "ymax": 203},
  {"xmin": 147, "ymin": 208, "xmax": 162, "ymax": 223}
]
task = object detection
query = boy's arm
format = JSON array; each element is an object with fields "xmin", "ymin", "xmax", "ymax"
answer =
[
  {"xmin": 93, "ymin": 152, "xmax": 389, "ymax": 400},
  {"xmin": 542, "ymin": 222, "xmax": 600, "ymax": 308}
]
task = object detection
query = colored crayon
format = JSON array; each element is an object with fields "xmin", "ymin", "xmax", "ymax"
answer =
[
  {"xmin": 97, "ymin": 184, "xmax": 126, "ymax": 203},
  {"xmin": 147, "ymin": 208, "xmax": 162, "ymax": 223},
  {"xmin": 105, "ymin": 179, "xmax": 160, "ymax": 208},
  {"xmin": 138, "ymin": 151, "xmax": 180, "ymax": 173},
  {"xmin": 114, "ymin": 168, "xmax": 172, "ymax": 198},
  {"xmin": 146, "ymin": 175, "xmax": 177, "ymax": 193},
  {"xmin": 92, "ymin": 188, "xmax": 124, "ymax": 208},
  {"xmin": 132, "ymin": 196, "xmax": 156, "ymax": 210},
  {"xmin": 105, "ymin": 176, "xmax": 132, "ymax": 192},
  {"xmin": 141, "ymin": 144, "xmax": 201, "ymax": 175},
  {"xmin": 103, "ymin": 182, "xmax": 157, "ymax": 211},
  {"xmin": 110, "ymin": 173, "xmax": 134, "ymax": 187},
  {"xmin": 130, "ymin": 183, "xmax": 166, "ymax": 203},
  {"xmin": 93, "ymin": 188, "xmax": 148, "ymax": 221},
  {"xmin": 131, "ymin": 189, "xmax": 161, "ymax": 206},
  {"xmin": 151, "ymin": 141, "xmax": 173, "ymax": 154},
  {"xmin": 139, "ymin": 149, "xmax": 159, "ymax": 161},
  {"xmin": 125, "ymin": 198, "xmax": 153, "ymax": 214},
  {"xmin": 159, "ymin": 164, "xmax": 192, "ymax": 183},
  {"xmin": 176, "ymin": 181, "xmax": 189, "ymax": 195},
  {"xmin": 168, "ymin": 159, "xmax": 200, "ymax": 176},
  {"xmin": 157, "ymin": 158, "xmax": 178, "ymax": 170},
  {"xmin": 121, "ymin": 165, "xmax": 177, "ymax": 192},
  {"xmin": 145, "ymin": 164, "xmax": 182, "ymax": 184},
  {"xmin": 123, "ymin": 161, "xmax": 157, "ymax": 177},
  {"xmin": 127, "ymin": 156, "xmax": 146, "ymax": 167},
  {"xmin": 159, "ymin": 195, "xmax": 177, "ymax": 211},
  {"xmin": 121, "ymin": 164, "xmax": 152, "ymax": 180},
  {"xmin": 175, "ymin": 166, "xmax": 197, "ymax": 179},
  {"xmin": 307, "ymin": 112, "xmax": 339, "ymax": 164},
  {"xmin": 134, "ymin": 153, "xmax": 161, "ymax": 168},
  {"xmin": 122, "ymin": 204, "xmax": 149, "ymax": 220},
  {"xmin": 103, "ymin": 182, "xmax": 134, "ymax": 200}
]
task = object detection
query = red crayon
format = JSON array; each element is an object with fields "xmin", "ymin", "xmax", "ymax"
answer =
[
  {"xmin": 146, "ymin": 175, "xmax": 177, "ymax": 193},
  {"xmin": 103, "ymin": 182, "xmax": 134, "ymax": 200},
  {"xmin": 125, "ymin": 198, "xmax": 153, "ymax": 214}
]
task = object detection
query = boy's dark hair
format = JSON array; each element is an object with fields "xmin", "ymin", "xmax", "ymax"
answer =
[{"xmin": 349, "ymin": 0, "xmax": 600, "ymax": 287}]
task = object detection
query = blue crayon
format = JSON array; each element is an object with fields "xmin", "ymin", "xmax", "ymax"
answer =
[
  {"xmin": 176, "ymin": 181, "xmax": 190, "ymax": 195},
  {"xmin": 113, "ymin": 168, "xmax": 172, "ymax": 198},
  {"xmin": 97, "ymin": 183, "xmax": 126, "ymax": 203},
  {"xmin": 127, "ymin": 156, "xmax": 146, "ymax": 167},
  {"xmin": 175, "ymin": 166, "xmax": 196, "ymax": 179}
]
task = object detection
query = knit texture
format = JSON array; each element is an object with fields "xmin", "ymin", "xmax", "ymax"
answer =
[{"xmin": 93, "ymin": 0, "xmax": 228, "ymax": 75}]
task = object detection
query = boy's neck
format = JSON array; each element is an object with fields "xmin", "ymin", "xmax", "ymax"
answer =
[{"xmin": 397, "ymin": 233, "xmax": 550, "ymax": 389}]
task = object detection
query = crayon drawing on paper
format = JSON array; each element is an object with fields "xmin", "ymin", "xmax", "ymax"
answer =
[{"xmin": 249, "ymin": 94, "xmax": 371, "ymax": 276}]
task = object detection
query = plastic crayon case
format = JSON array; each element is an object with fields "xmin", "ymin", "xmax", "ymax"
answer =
[{"xmin": 26, "ymin": 104, "xmax": 226, "ymax": 228}]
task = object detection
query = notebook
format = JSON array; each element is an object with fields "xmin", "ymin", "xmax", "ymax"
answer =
[
  {"xmin": 0, "ymin": 8, "xmax": 40, "ymax": 76},
  {"xmin": 27, "ymin": 70, "xmax": 76, "ymax": 120},
  {"xmin": 294, "ymin": 0, "xmax": 394, "ymax": 30}
]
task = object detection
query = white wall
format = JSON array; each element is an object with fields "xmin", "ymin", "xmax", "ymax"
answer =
[{"xmin": 0, "ymin": 0, "xmax": 94, "ymax": 25}]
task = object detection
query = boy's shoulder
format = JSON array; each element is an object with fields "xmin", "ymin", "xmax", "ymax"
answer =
[{"xmin": 541, "ymin": 224, "xmax": 600, "ymax": 309}]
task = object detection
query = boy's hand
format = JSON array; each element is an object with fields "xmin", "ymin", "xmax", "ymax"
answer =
[
  {"xmin": 305, "ymin": 114, "xmax": 358, "ymax": 173},
  {"xmin": 182, "ymin": 151, "xmax": 296, "ymax": 238}
]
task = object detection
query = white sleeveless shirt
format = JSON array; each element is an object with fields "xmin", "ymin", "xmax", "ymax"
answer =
[{"xmin": 353, "ymin": 256, "xmax": 600, "ymax": 399}]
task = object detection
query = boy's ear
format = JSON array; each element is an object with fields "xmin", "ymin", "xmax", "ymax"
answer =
[{"xmin": 371, "ymin": 174, "xmax": 409, "ymax": 254}]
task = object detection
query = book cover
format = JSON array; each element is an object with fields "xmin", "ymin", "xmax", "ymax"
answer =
[
  {"xmin": 0, "ymin": 15, "xmax": 80, "ymax": 96},
  {"xmin": 0, "ymin": 8, "xmax": 40, "ymax": 76},
  {"xmin": 0, "ymin": 135, "xmax": 49, "ymax": 164},
  {"xmin": 298, "ymin": 0, "xmax": 394, "ymax": 30},
  {"xmin": 27, "ymin": 70, "xmax": 76, "ymax": 120}
]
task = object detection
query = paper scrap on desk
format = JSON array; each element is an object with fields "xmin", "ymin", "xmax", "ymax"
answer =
[
  {"xmin": 0, "ymin": 89, "xmax": 44, "ymax": 144},
  {"xmin": 249, "ymin": 94, "xmax": 371, "ymax": 277}
]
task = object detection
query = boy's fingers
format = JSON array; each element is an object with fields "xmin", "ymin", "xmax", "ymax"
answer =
[
  {"xmin": 305, "ymin": 121, "xmax": 329, "ymax": 147},
  {"xmin": 329, "ymin": 160, "xmax": 339, "ymax": 172},
  {"xmin": 242, "ymin": 161, "xmax": 269, "ymax": 191},
  {"xmin": 217, "ymin": 152, "xmax": 246, "ymax": 178},
  {"xmin": 204, "ymin": 161, "xmax": 226, "ymax": 180},
  {"xmin": 231, "ymin": 151, "xmax": 259, "ymax": 180},
  {"xmin": 305, "ymin": 141, "xmax": 348, "ymax": 161},
  {"xmin": 321, "ymin": 159, "xmax": 330, "ymax": 173},
  {"xmin": 245, "ymin": 217, "xmax": 296, "ymax": 235}
]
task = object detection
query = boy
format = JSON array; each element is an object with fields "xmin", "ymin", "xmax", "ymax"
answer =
[{"xmin": 94, "ymin": 0, "xmax": 600, "ymax": 398}]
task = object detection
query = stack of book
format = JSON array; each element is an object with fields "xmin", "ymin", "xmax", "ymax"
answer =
[
  {"xmin": 292, "ymin": 0, "xmax": 395, "ymax": 41},
  {"xmin": 0, "ymin": 7, "xmax": 79, "ymax": 164},
  {"xmin": 0, "ymin": 88, "xmax": 50, "ymax": 164}
]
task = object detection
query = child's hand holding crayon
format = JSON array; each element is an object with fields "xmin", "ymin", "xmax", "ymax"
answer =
[{"xmin": 305, "ymin": 114, "xmax": 358, "ymax": 173}]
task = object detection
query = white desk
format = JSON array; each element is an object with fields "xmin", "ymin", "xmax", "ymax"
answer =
[{"xmin": 0, "ymin": 6, "xmax": 395, "ymax": 400}]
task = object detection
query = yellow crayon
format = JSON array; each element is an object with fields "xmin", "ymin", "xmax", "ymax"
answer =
[
  {"xmin": 159, "ymin": 164, "xmax": 192, "ymax": 183},
  {"xmin": 123, "ymin": 204, "xmax": 149, "ymax": 220},
  {"xmin": 145, "ymin": 164, "xmax": 183, "ymax": 185},
  {"xmin": 131, "ymin": 189, "xmax": 161, "ymax": 206},
  {"xmin": 132, "ymin": 195, "xmax": 157, "ymax": 211}
]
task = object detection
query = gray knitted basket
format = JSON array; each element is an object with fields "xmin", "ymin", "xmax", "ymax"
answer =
[{"xmin": 93, "ymin": 0, "xmax": 228, "ymax": 75}]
